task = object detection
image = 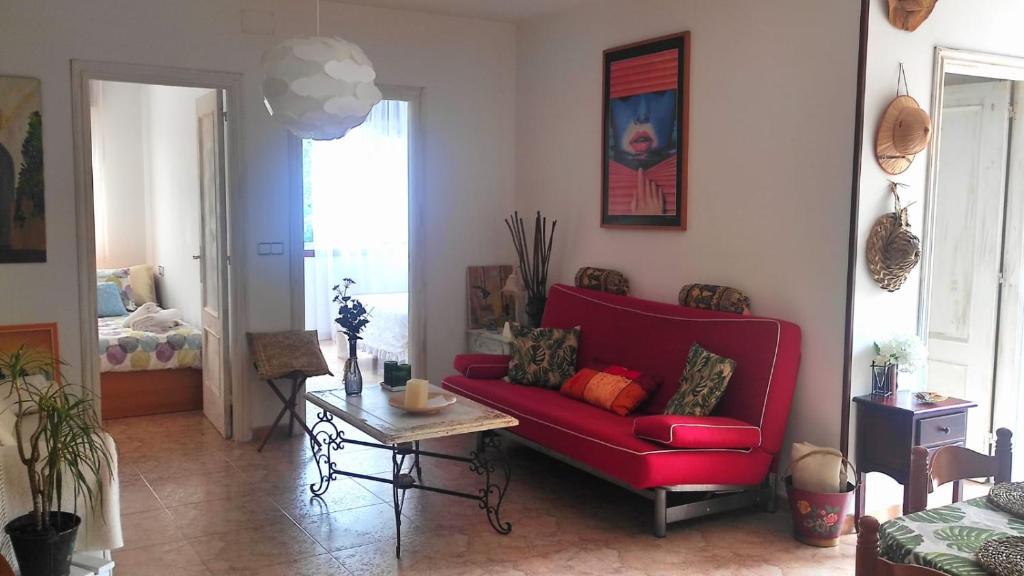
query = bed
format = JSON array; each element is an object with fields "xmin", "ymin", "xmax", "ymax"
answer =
[
  {"xmin": 345, "ymin": 292, "xmax": 408, "ymax": 363},
  {"xmin": 96, "ymin": 266, "xmax": 203, "ymax": 419}
]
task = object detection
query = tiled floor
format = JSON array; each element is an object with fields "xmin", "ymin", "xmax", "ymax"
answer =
[{"xmin": 106, "ymin": 404, "xmax": 859, "ymax": 575}]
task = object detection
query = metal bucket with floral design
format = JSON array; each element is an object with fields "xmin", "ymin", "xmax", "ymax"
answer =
[{"xmin": 784, "ymin": 451, "xmax": 858, "ymax": 547}]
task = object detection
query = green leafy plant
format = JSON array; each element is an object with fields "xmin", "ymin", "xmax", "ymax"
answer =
[
  {"xmin": 333, "ymin": 278, "xmax": 372, "ymax": 341},
  {"xmin": 0, "ymin": 346, "xmax": 112, "ymax": 534}
]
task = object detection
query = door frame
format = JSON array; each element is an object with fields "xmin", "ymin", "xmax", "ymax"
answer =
[
  {"xmin": 288, "ymin": 85, "xmax": 427, "ymax": 377},
  {"xmin": 70, "ymin": 60, "xmax": 249, "ymax": 438}
]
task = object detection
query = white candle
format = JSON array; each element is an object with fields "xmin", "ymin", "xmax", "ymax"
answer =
[{"xmin": 405, "ymin": 378, "xmax": 429, "ymax": 409}]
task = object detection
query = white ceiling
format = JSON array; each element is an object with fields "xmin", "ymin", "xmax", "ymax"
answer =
[{"xmin": 324, "ymin": 0, "xmax": 598, "ymax": 22}]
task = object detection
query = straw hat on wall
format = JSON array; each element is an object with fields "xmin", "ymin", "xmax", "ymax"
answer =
[
  {"xmin": 888, "ymin": 0, "xmax": 939, "ymax": 32},
  {"xmin": 875, "ymin": 95, "xmax": 932, "ymax": 175}
]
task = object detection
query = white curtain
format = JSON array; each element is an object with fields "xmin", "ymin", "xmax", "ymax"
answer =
[
  {"xmin": 90, "ymin": 81, "xmax": 111, "ymax": 267},
  {"xmin": 305, "ymin": 100, "xmax": 409, "ymax": 350}
]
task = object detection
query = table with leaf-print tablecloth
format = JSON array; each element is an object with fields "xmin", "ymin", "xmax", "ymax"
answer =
[{"xmin": 879, "ymin": 496, "xmax": 1024, "ymax": 575}]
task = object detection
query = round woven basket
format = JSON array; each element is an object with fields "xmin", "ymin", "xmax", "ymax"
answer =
[
  {"xmin": 977, "ymin": 536, "xmax": 1024, "ymax": 576},
  {"xmin": 867, "ymin": 207, "xmax": 920, "ymax": 292}
]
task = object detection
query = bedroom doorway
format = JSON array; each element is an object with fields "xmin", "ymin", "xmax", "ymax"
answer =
[
  {"xmin": 293, "ymin": 88, "xmax": 425, "ymax": 400},
  {"xmin": 72, "ymin": 62, "xmax": 243, "ymax": 439}
]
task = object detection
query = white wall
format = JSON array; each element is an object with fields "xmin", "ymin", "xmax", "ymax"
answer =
[
  {"xmin": 0, "ymin": 0, "xmax": 517, "ymax": 436},
  {"xmin": 516, "ymin": 0, "xmax": 861, "ymax": 453},
  {"xmin": 851, "ymin": 0, "xmax": 1024, "ymax": 434},
  {"xmin": 94, "ymin": 81, "xmax": 148, "ymax": 269},
  {"xmin": 144, "ymin": 84, "xmax": 209, "ymax": 326}
]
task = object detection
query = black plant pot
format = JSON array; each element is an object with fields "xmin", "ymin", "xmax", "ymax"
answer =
[{"xmin": 5, "ymin": 512, "xmax": 81, "ymax": 576}]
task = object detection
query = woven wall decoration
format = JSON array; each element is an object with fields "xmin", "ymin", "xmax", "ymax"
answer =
[{"xmin": 867, "ymin": 183, "xmax": 921, "ymax": 292}]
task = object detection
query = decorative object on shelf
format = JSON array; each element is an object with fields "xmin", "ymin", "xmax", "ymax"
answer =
[
  {"xmin": 334, "ymin": 278, "xmax": 372, "ymax": 395},
  {"xmin": 467, "ymin": 327, "xmax": 511, "ymax": 355},
  {"xmin": 602, "ymin": 33, "xmax": 690, "ymax": 229},
  {"xmin": 678, "ymin": 283, "xmax": 751, "ymax": 315},
  {"xmin": 501, "ymin": 268, "xmax": 527, "ymax": 325},
  {"xmin": 247, "ymin": 330, "xmax": 332, "ymax": 452},
  {"xmin": 261, "ymin": 0, "xmax": 382, "ymax": 140},
  {"xmin": 505, "ymin": 211, "xmax": 557, "ymax": 327},
  {"xmin": 867, "ymin": 182, "xmax": 921, "ymax": 292},
  {"xmin": 0, "ymin": 346, "xmax": 113, "ymax": 576},
  {"xmin": 912, "ymin": 391, "xmax": 948, "ymax": 404},
  {"xmin": 574, "ymin": 267, "xmax": 630, "ymax": 295},
  {"xmin": 466, "ymin": 265, "xmax": 514, "ymax": 330},
  {"xmin": 871, "ymin": 333, "xmax": 926, "ymax": 395},
  {"xmin": 876, "ymin": 64, "xmax": 932, "ymax": 175},
  {"xmin": 888, "ymin": 0, "xmax": 938, "ymax": 32},
  {"xmin": 0, "ymin": 76, "xmax": 46, "ymax": 263}
]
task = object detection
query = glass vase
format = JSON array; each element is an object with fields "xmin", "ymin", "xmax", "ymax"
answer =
[{"xmin": 343, "ymin": 337, "xmax": 363, "ymax": 396}]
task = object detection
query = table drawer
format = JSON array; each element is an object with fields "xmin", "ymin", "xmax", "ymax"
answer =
[{"xmin": 916, "ymin": 413, "xmax": 966, "ymax": 446}]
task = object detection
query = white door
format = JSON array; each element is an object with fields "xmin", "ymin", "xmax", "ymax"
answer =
[
  {"xmin": 197, "ymin": 91, "xmax": 231, "ymax": 438},
  {"xmin": 927, "ymin": 80, "xmax": 1012, "ymax": 453},
  {"xmin": 994, "ymin": 82, "xmax": 1024, "ymax": 477}
]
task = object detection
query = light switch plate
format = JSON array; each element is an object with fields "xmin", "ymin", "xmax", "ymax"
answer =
[
  {"xmin": 257, "ymin": 242, "xmax": 271, "ymax": 256},
  {"xmin": 270, "ymin": 242, "xmax": 284, "ymax": 255}
]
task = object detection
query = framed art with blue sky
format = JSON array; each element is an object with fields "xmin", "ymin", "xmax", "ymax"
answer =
[{"xmin": 601, "ymin": 32, "xmax": 689, "ymax": 230}]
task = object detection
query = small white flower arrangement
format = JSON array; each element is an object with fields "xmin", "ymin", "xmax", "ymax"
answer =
[{"xmin": 873, "ymin": 334, "xmax": 927, "ymax": 373}]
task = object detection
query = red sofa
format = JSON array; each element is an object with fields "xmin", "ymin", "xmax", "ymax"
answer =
[{"xmin": 443, "ymin": 284, "xmax": 801, "ymax": 535}]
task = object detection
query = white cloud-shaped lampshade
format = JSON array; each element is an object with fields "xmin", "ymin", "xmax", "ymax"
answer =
[{"xmin": 262, "ymin": 36, "xmax": 383, "ymax": 141}]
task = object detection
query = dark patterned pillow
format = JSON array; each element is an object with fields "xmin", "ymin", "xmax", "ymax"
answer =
[
  {"xmin": 507, "ymin": 324, "xmax": 580, "ymax": 389},
  {"xmin": 664, "ymin": 343, "xmax": 737, "ymax": 416}
]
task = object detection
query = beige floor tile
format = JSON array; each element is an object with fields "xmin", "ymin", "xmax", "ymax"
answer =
[
  {"xmin": 271, "ymin": 476, "xmax": 384, "ymax": 519},
  {"xmin": 165, "ymin": 496, "xmax": 292, "ymax": 537},
  {"xmin": 119, "ymin": 509, "xmax": 186, "ymax": 550},
  {"xmin": 234, "ymin": 554, "xmax": 351, "ymax": 576},
  {"xmin": 118, "ymin": 475, "xmax": 165, "ymax": 515},
  {"xmin": 296, "ymin": 502, "xmax": 417, "ymax": 553},
  {"xmin": 186, "ymin": 519, "xmax": 327, "ymax": 575},
  {"xmin": 112, "ymin": 541, "xmax": 211, "ymax": 576}
]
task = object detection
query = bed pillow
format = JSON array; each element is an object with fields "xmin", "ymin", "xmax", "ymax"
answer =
[
  {"xmin": 560, "ymin": 364, "xmax": 659, "ymax": 416},
  {"xmin": 128, "ymin": 264, "xmax": 158, "ymax": 306},
  {"xmin": 97, "ymin": 282, "xmax": 129, "ymax": 317},
  {"xmin": 664, "ymin": 343, "xmax": 737, "ymax": 417},
  {"xmin": 506, "ymin": 324, "xmax": 580, "ymax": 389},
  {"xmin": 96, "ymin": 267, "xmax": 135, "ymax": 310}
]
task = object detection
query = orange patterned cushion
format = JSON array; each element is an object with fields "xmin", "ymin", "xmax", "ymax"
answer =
[{"xmin": 560, "ymin": 364, "xmax": 659, "ymax": 416}]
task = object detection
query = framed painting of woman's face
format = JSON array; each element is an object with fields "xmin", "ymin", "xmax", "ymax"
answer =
[{"xmin": 601, "ymin": 32, "xmax": 689, "ymax": 230}]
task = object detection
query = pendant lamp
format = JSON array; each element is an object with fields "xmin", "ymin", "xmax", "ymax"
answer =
[{"xmin": 261, "ymin": 1, "xmax": 382, "ymax": 140}]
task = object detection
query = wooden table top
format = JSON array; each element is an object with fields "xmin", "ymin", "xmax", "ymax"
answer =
[
  {"xmin": 852, "ymin": 390, "xmax": 976, "ymax": 415},
  {"xmin": 306, "ymin": 384, "xmax": 518, "ymax": 445}
]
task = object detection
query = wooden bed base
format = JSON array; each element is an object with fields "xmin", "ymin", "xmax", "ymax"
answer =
[{"xmin": 101, "ymin": 369, "xmax": 203, "ymax": 419}]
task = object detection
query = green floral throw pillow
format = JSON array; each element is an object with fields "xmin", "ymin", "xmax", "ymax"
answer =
[
  {"xmin": 507, "ymin": 324, "xmax": 580, "ymax": 389},
  {"xmin": 664, "ymin": 343, "xmax": 737, "ymax": 416}
]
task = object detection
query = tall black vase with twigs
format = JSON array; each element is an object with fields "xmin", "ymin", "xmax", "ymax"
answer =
[{"xmin": 505, "ymin": 211, "xmax": 557, "ymax": 327}]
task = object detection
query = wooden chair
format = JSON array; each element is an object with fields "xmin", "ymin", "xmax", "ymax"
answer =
[
  {"xmin": 906, "ymin": 427, "xmax": 1012, "ymax": 514},
  {"xmin": 856, "ymin": 428, "xmax": 1013, "ymax": 575},
  {"xmin": 856, "ymin": 516, "xmax": 945, "ymax": 576}
]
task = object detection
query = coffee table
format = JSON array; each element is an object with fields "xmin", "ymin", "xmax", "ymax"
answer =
[{"xmin": 305, "ymin": 385, "xmax": 519, "ymax": 558}]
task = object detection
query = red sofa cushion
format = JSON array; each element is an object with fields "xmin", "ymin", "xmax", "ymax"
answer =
[
  {"xmin": 540, "ymin": 284, "xmax": 801, "ymax": 455},
  {"xmin": 633, "ymin": 415, "xmax": 762, "ymax": 449},
  {"xmin": 443, "ymin": 375, "xmax": 773, "ymax": 489},
  {"xmin": 453, "ymin": 354, "xmax": 510, "ymax": 379}
]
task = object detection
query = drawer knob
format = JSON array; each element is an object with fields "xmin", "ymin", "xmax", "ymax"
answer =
[{"xmin": 938, "ymin": 426, "xmax": 951, "ymax": 434}]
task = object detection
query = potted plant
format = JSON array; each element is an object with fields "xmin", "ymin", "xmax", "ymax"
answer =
[
  {"xmin": 0, "ymin": 346, "xmax": 113, "ymax": 576},
  {"xmin": 333, "ymin": 278, "xmax": 372, "ymax": 396},
  {"xmin": 505, "ymin": 211, "xmax": 557, "ymax": 327},
  {"xmin": 872, "ymin": 334, "xmax": 927, "ymax": 395}
]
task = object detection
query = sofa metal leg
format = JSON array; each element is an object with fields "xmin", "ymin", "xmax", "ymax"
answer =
[
  {"xmin": 765, "ymin": 472, "xmax": 778, "ymax": 513},
  {"xmin": 653, "ymin": 488, "xmax": 667, "ymax": 538}
]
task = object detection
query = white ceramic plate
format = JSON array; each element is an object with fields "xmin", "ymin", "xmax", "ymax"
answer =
[{"xmin": 388, "ymin": 392, "xmax": 457, "ymax": 415}]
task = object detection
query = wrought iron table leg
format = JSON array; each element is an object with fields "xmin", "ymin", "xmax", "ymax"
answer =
[
  {"xmin": 471, "ymin": 432, "xmax": 512, "ymax": 534},
  {"xmin": 309, "ymin": 410, "xmax": 344, "ymax": 496},
  {"xmin": 413, "ymin": 440, "xmax": 423, "ymax": 484},
  {"xmin": 392, "ymin": 448, "xmax": 410, "ymax": 558}
]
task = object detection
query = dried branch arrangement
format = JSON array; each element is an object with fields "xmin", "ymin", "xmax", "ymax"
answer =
[{"xmin": 504, "ymin": 211, "xmax": 557, "ymax": 301}]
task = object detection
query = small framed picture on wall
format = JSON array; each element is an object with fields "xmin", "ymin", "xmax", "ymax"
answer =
[{"xmin": 601, "ymin": 32, "xmax": 689, "ymax": 230}]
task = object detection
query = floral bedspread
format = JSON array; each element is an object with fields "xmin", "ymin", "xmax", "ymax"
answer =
[
  {"xmin": 880, "ymin": 496, "xmax": 1024, "ymax": 575},
  {"xmin": 98, "ymin": 316, "xmax": 202, "ymax": 372}
]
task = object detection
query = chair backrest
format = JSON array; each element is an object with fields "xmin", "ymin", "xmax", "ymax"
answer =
[
  {"xmin": 856, "ymin": 516, "xmax": 946, "ymax": 576},
  {"xmin": 907, "ymin": 428, "xmax": 1013, "ymax": 513}
]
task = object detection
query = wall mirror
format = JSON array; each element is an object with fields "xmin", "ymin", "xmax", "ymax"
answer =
[{"xmin": 919, "ymin": 48, "xmax": 1024, "ymax": 473}]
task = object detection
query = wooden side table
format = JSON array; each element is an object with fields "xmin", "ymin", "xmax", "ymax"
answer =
[{"xmin": 853, "ymin": 391, "xmax": 976, "ymax": 523}]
